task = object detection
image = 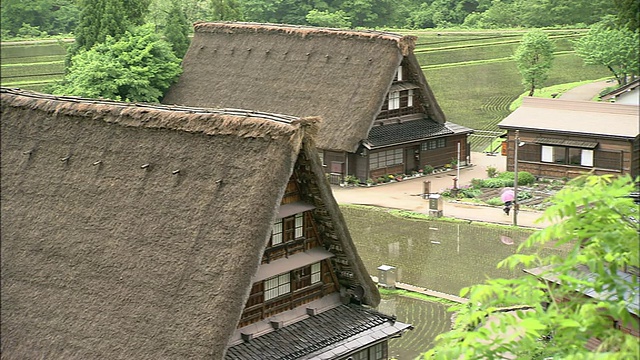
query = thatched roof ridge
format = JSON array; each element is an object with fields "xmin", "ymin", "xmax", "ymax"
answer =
[
  {"xmin": 194, "ymin": 22, "xmax": 417, "ymax": 56},
  {"xmin": 1, "ymin": 88, "xmax": 319, "ymax": 144}
]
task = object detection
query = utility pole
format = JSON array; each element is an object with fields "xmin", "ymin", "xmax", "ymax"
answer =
[{"xmin": 513, "ymin": 130, "xmax": 520, "ymax": 226}]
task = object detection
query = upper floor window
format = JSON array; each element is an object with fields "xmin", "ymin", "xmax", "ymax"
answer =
[
  {"xmin": 388, "ymin": 91, "xmax": 400, "ymax": 110},
  {"xmin": 394, "ymin": 65, "xmax": 403, "ymax": 81},
  {"xmin": 270, "ymin": 212, "xmax": 305, "ymax": 246},
  {"xmin": 408, "ymin": 89, "xmax": 414, "ymax": 107},
  {"xmin": 264, "ymin": 273, "xmax": 290, "ymax": 301}
]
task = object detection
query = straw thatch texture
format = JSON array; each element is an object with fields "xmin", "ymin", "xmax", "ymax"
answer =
[
  {"xmin": 162, "ymin": 22, "xmax": 422, "ymax": 153},
  {"xmin": 0, "ymin": 88, "xmax": 317, "ymax": 359}
]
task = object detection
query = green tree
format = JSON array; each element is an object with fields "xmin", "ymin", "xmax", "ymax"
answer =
[
  {"xmin": 306, "ymin": 9, "xmax": 351, "ymax": 28},
  {"xmin": 48, "ymin": 24, "xmax": 182, "ymax": 103},
  {"xmin": 426, "ymin": 175, "xmax": 639, "ymax": 359},
  {"xmin": 574, "ymin": 20, "xmax": 639, "ymax": 85},
  {"xmin": 73, "ymin": 0, "xmax": 150, "ymax": 54},
  {"xmin": 513, "ymin": 29, "xmax": 554, "ymax": 97},
  {"xmin": 1, "ymin": 0, "xmax": 79, "ymax": 37},
  {"xmin": 164, "ymin": 0, "xmax": 192, "ymax": 59},
  {"xmin": 210, "ymin": 0, "xmax": 243, "ymax": 21},
  {"xmin": 612, "ymin": 0, "xmax": 640, "ymax": 31}
]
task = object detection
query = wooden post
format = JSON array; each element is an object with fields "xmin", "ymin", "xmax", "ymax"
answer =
[{"xmin": 423, "ymin": 180, "xmax": 431, "ymax": 199}]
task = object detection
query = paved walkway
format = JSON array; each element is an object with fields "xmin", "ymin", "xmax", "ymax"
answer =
[
  {"xmin": 332, "ymin": 152, "xmax": 551, "ymax": 229},
  {"xmin": 559, "ymin": 79, "xmax": 613, "ymax": 101}
]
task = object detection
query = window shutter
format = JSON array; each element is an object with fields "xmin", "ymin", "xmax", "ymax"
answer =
[
  {"xmin": 541, "ymin": 146, "xmax": 553, "ymax": 162},
  {"xmin": 581, "ymin": 149, "xmax": 594, "ymax": 166}
]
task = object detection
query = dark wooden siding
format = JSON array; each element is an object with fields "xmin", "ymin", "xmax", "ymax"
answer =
[
  {"xmin": 505, "ymin": 130, "xmax": 636, "ymax": 179},
  {"xmin": 419, "ymin": 135, "xmax": 469, "ymax": 170}
]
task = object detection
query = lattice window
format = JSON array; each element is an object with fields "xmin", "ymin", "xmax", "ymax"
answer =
[
  {"xmin": 264, "ymin": 273, "xmax": 290, "ymax": 301},
  {"xmin": 311, "ymin": 262, "xmax": 321, "ymax": 284}
]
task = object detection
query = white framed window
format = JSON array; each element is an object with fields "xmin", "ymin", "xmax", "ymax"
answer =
[
  {"xmin": 271, "ymin": 221, "xmax": 283, "ymax": 245},
  {"xmin": 388, "ymin": 91, "xmax": 400, "ymax": 110},
  {"xmin": 311, "ymin": 262, "xmax": 321, "ymax": 284},
  {"xmin": 581, "ymin": 149, "xmax": 593, "ymax": 166},
  {"xmin": 264, "ymin": 273, "xmax": 290, "ymax": 301},
  {"xmin": 408, "ymin": 89, "xmax": 414, "ymax": 107},
  {"xmin": 294, "ymin": 213, "xmax": 304, "ymax": 238},
  {"xmin": 541, "ymin": 145, "xmax": 553, "ymax": 163}
]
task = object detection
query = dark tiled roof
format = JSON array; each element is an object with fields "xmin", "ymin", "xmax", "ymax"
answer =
[
  {"xmin": 225, "ymin": 304, "xmax": 410, "ymax": 360},
  {"xmin": 367, "ymin": 118, "xmax": 453, "ymax": 148}
]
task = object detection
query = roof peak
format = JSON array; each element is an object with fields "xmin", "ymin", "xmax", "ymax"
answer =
[{"xmin": 193, "ymin": 22, "xmax": 417, "ymax": 55}]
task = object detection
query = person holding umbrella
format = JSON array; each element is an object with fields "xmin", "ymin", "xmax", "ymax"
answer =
[{"xmin": 501, "ymin": 188, "xmax": 515, "ymax": 215}]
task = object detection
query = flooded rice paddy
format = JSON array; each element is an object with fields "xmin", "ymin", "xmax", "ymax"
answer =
[{"xmin": 341, "ymin": 205, "xmax": 568, "ymax": 359}]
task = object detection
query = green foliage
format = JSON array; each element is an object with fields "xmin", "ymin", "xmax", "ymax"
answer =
[
  {"xmin": 73, "ymin": 0, "xmax": 150, "ymax": 55},
  {"xmin": 426, "ymin": 175, "xmax": 640, "ymax": 359},
  {"xmin": 210, "ymin": 0, "xmax": 243, "ymax": 21},
  {"xmin": 459, "ymin": 187, "xmax": 482, "ymax": 199},
  {"xmin": 163, "ymin": 0, "xmax": 191, "ymax": 59},
  {"xmin": 344, "ymin": 175, "xmax": 359, "ymax": 185},
  {"xmin": 514, "ymin": 29, "xmax": 555, "ymax": 96},
  {"xmin": 574, "ymin": 19, "xmax": 640, "ymax": 85},
  {"xmin": 485, "ymin": 197, "xmax": 503, "ymax": 206},
  {"xmin": 0, "ymin": 0, "xmax": 79, "ymax": 37},
  {"xmin": 48, "ymin": 24, "xmax": 182, "ymax": 103},
  {"xmin": 305, "ymin": 9, "xmax": 351, "ymax": 28},
  {"xmin": 423, "ymin": 165, "xmax": 434, "ymax": 174},
  {"xmin": 498, "ymin": 171, "xmax": 535, "ymax": 186},
  {"xmin": 485, "ymin": 165, "xmax": 498, "ymax": 178},
  {"xmin": 613, "ymin": 0, "xmax": 640, "ymax": 31}
]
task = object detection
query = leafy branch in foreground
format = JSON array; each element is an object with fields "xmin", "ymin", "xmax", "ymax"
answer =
[{"xmin": 425, "ymin": 175, "xmax": 639, "ymax": 359}]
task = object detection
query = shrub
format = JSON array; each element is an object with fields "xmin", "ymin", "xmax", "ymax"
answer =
[
  {"xmin": 366, "ymin": 178, "xmax": 375, "ymax": 185},
  {"xmin": 344, "ymin": 175, "xmax": 359, "ymax": 184},
  {"xmin": 486, "ymin": 197, "xmax": 504, "ymax": 206},
  {"xmin": 460, "ymin": 188, "xmax": 482, "ymax": 198},
  {"xmin": 486, "ymin": 165, "xmax": 499, "ymax": 178},
  {"xmin": 482, "ymin": 178, "xmax": 508, "ymax": 188},
  {"xmin": 424, "ymin": 165, "xmax": 434, "ymax": 174},
  {"xmin": 377, "ymin": 177, "xmax": 386, "ymax": 184},
  {"xmin": 517, "ymin": 190, "xmax": 533, "ymax": 200},
  {"xmin": 498, "ymin": 171, "xmax": 535, "ymax": 186},
  {"xmin": 470, "ymin": 178, "xmax": 484, "ymax": 189}
]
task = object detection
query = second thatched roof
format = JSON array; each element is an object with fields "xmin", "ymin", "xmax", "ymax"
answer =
[{"xmin": 162, "ymin": 22, "xmax": 446, "ymax": 153}]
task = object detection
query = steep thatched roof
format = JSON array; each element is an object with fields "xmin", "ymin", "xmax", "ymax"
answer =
[
  {"xmin": 0, "ymin": 87, "xmax": 377, "ymax": 359},
  {"xmin": 162, "ymin": 22, "xmax": 446, "ymax": 153}
]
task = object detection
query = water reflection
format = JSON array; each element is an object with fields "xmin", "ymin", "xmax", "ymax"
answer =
[
  {"xmin": 341, "ymin": 206, "xmax": 560, "ymax": 296},
  {"xmin": 379, "ymin": 295, "xmax": 450, "ymax": 360}
]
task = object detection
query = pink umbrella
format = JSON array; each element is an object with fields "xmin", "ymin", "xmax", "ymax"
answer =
[{"xmin": 500, "ymin": 189, "xmax": 515, "ymax": 202}]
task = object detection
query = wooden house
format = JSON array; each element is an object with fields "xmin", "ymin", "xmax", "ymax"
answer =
[
  {"xmin": 600, "ymin": 79, "xmax": 640, "ymax": 105},
  {"xmin": 0, "ymin": 88, "xmax": 411, "ymax": 359},
  {"xmin": 498, "ymin": 97, "xmax": 639, "ymax": 179},
  {"xmin": 162, "ymin": 22, "xmax": 473, "ymax": 183}
]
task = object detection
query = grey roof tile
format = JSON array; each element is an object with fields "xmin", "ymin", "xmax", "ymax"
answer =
[
  {"xmin": 367, "ymin": 118, "xmax": 453, "ymax": 148},
  {"xmin": 225, "ymin": 304, "xmax": 408, "ymax": 360}
]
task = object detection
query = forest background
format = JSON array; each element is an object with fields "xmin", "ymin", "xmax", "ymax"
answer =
[{"xmin": 1, "ymin": 0, "xmax": 637, "ymax": 151}]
